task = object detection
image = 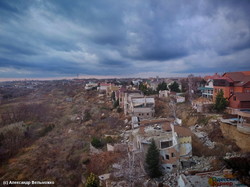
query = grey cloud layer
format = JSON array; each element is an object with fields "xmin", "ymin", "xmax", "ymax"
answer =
[{"xmin": 0, "ymin": 0, "xmax": 250, "ymax": 78}]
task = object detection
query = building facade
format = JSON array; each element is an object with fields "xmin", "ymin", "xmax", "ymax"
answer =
[{"xmin": 213, "ymin": 71, "xmax": 250, "ymax": 109}]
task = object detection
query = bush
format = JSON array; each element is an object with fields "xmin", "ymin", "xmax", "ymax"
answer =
[
  {"xmin": 197, "ymin": 115, "xmax": 211, "ymax": 125},
  {"xmin": 105, "ymin": 136, "xmax": 114, "ymax": 144},
  {"xmin": 85, "ymin": 173, "xmax": 99, "ymax": 187},
  {"xmin": 91, "ymin": 137, "xmax": 103, "ymax": 149},
  {"xmin": 39, "ymin": 124, "xmax": 55, "ymax": 137},
  {"xmin": 84, "ymin": 110, "xmax": 92, "ymax": 122}
]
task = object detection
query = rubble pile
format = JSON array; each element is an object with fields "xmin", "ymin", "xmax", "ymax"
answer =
[
  {"xmin": 162, "ymin": 173, "xmax": 178, "ymax": 186},
  {"xmin": 182, "ymin": 156, "xmax": 215, "ymax": 172},
  {"xmin": 190, "ymin": 125, "xmax": 215, "ymax": 149}
]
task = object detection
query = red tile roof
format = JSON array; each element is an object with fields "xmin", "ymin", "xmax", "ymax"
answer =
[
  {"xmin": 234, "ymin": 92, "xmax": 250, "ymax": 101},
  {"xmin": 224, "ymin": 72, "xmax": 245, "ymax": 82},
  {"xmin": 234, "ymin": 75, "xmax": 250, "ymax": 86},
  {"xmin": 213, "ymin": 76, "xmax": 233, "ymax": 82},
  {"xmin": 242, "ymin": 71, "xmax": 250, "ymax": 75},
  {"xmin": 204, "ymin": 73, "xmax": 221, "ymax": 81},
  {"xmin": 100, "ymin": 83, "xmax": 111, "ymax": 86}
]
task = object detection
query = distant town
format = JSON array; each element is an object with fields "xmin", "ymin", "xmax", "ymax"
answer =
[{"xmin": 0, "ymin": 71, "xmax": 249, "ymax": 187}]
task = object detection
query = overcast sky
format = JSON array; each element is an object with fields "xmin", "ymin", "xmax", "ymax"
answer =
[{"xmin": 0, "ymin": 0, "xmax": 250, "ymax": 79}]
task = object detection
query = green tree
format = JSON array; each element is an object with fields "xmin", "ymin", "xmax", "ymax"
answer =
[
  {"xmin": 85, "ymin": 173, "xmax": 99, "ymax": 187},
  {"xmin": 145, "ymin": 139, "xmax": 162, "ymax": 178},
  {"xmin": 214, "ymin": 90, "xmax": 228, "ymax": 112},
  {"xmin": 169, "ymin": 81, "xmax": 180, "ymax": 92},
  {"xmin": 200, "ymin": 79, "xmax": 207, "ymax": 87},
  {"xmin": 157, "ymin": 81, "xmax": 168, "ymax": 92},
  {"xmin": 113, "ymin": 99, "xmax": 119, "ymax": 108},
  {"xmin": 111, "ymin": 91, "xmax": 115, "ymax": 102},
  {"xmin": 139, "ymin": 82, "xmax": 147, "ymax": 93},
  {"xmin": 139, "ymin": 83, "xmax": 157, "ymax": 95}
]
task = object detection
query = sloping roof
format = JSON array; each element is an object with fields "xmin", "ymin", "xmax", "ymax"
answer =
[
  {"xmin": 223, "ymin": 72, "xmax": 247, "ymax": 82},
  {"xmin": 174, "ymin": 125, "xmax": 192, "ymax": 137},
  {"xmin": 242, "ymin": 71, "xmax": 250, "ymax": 75},
  {"xmin": 214, "ymin": 71, "xmax": 250, "ymax": 85},
  {"xmin": 234, "ymin": 75, "xmax": 250, "ymax": 86},
  {"xmin": 213, "ymin": 76, "xmax": 234, "ymax": 82},
  {"xmin": 211, "ymin": 73, "xmax": 221, "ymax": 79},
  {"xmin": 204, "ymin": 73, "xmax": 221, "ymax": 81},
  {"xmin": 234, "ymin": 92, "xmax": 250, "ymax": 101}
]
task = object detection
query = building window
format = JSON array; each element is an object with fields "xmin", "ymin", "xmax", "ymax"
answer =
[
  {"xmin": 230, "ymin": 89, "xmax": 233, "ymax": 94},
  {"xmin": 147, "ymin": 113, "xmax": 149, "ymax": 115},
  {"xmin": 165, "ymin": 155, "xmax": 169, "ymax": 160},
  {"xmin": 171, "ymin": 153, "xmax": 175, "ymax": 157},
  {"xmin": 233, "ymin": 96, "xmax": 236, "ymax": 101},
  {"xmin": 173, "ymin": 165, "xmax": 177, "ymax": 168},
  {"xmin": 160, "ymin": 141, "xmax": 173, "ymax": 149}
]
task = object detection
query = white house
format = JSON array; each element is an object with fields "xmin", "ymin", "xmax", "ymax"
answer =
[
  {"xmin": 159, "ymin": 90, "xmax": 170, "ymax": 98},
  {"xmin": 85, "ymin": 82, "xmax": 98, "ymax": 90}
]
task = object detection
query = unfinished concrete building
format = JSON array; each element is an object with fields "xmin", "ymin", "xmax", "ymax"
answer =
[
  {"xmin": 131, "ymin": 119, "xmax": 192, "ymax": 173},
  {"xmin": 130, "ymin": 97, "xmax": 155, "ymax": 118},
  {"xmin": 122, "ymin": 91, "xmax": 155, "ymax": 118}
]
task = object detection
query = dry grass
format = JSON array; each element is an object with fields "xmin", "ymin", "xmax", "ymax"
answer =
[{"xmin": 0, "ymin": 83, "xmax": 125, "ymax": 186}]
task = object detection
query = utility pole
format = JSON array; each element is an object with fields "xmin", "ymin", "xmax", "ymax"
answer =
[
  {"xmin": 169, "ymin": 99, "xmax": 177, "ymax": 119},
  {"xmin": 188, "ymin": 74, "xmax": 194, "ymax": 103}
]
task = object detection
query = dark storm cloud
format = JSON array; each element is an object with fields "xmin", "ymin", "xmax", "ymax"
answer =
[
  {"xmin": 0, "ymin": 1, "xmax": 19, "ymax": 13},
  {"xmin": 0, "ymin": 0, "xmax": 250, "ymax": 78}
]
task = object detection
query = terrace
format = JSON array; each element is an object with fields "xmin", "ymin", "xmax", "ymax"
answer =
[{"xmin": 236, "ymin": 110, "xmax": 250, "ymax": 134}]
